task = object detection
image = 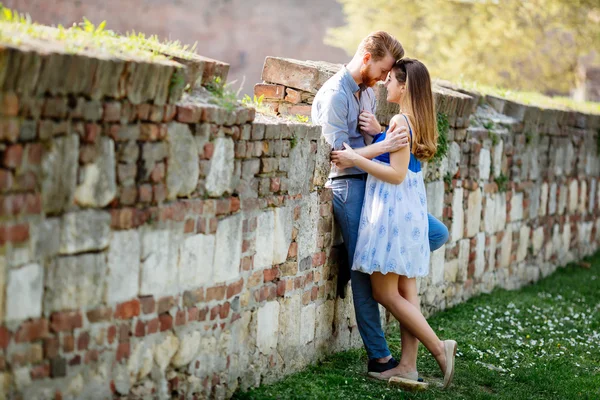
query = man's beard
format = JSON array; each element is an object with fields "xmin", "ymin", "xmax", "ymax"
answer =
[{"xmin": 360, "ymin": 64, "xmax": 379, "ymax": 87}]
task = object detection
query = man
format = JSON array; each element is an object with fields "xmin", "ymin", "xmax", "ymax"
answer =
[{"xmin": 311, "ymin": 31, "xmax": 449, "ymax": 379}]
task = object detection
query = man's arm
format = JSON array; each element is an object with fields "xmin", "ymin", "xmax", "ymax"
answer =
[{"xmin": 320, "ymin": 90, "xmax": 350, "ymax": 150}]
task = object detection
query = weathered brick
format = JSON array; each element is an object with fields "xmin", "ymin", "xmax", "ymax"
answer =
[
  {"xmin": 254, "ymin": 83, "xmax": 286, "ymax": 99},
  {"xmin": 114, "ymin": 299, "xmax": 141, "ymax": 320},
  {"xmin": 103, "ymin": 102, "xmax": 122, "ymax": 122},
  {"xmin": 146, "ymin": 318, "xmax": 159, "ymax": 334},
  {"xmin": 30, "ymin": 362, "xmax": 51, "ymax": 380},
  {"xmin": 183, "ymin": 289, "xmax": 204, "ymax": 307},
  {"xmin": 157, "ymin": 296, "xmax": 178, "ymax": 314},
  {"xmin": 15, "ymin": 319, "xmax": 48, "ymax": 343},
  {"xmin": 77, "ymin": 332, "xmax": 90, "ymax": 351},
  {"xmin": 3, "ymin": 144, "xmax": 23, "ymax": 168},
  {"xmin": 227, "ymin": 279, "xmax": 244, "ymax": 298},
  {"xmin": 0, "ymin": 327, "xmax": 11, "ymax": 349},
  {"xmin": 205, "ymin": 285, "xmax": 226, "ymax": 302},
  {"xmin": 62, "ymin": 335, "xmax": 74, "ymax": 353},
  {"xmin": 176, "ymin": 105, "xmax": 202, "ymax": 123},
  {"xmin": 50, "ymin": 311, "xmax": 83, "ymax": 332},
  {"xmin": 140, "ymin": 296, "xmax": 156, "ymax": 314},
  {"xmin": 116, "ymin": 342, "xmax": 130, "ymax": 362},
  {"xmin": 175, "ymin": 310, "xmax": 186, "ymax": 326},
  {"xmin": 134, "ymin": 320, "xmax": 145, "ymax": 337},
  {"xmin": 159, "ymin": 314, "xmax": 173, "ymax": 331}
]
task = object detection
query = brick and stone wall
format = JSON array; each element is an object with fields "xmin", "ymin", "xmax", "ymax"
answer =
[{"xmin": 1, "ymin": 41, "xmax": 600, "ymax": 400}]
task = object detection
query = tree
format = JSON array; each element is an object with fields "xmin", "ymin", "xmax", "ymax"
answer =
[{"xmin": 326, "ymin": 0, "xmax": 600, "ymax": 94}]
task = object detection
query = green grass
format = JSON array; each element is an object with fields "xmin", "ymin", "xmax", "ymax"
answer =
[
  {"xmin": 234, "ymin": 255, "xmax": 600, "ymax": 400},
  {"xmin": 0, "ymin": 4, "xmax": 197, "ymax": 63}
]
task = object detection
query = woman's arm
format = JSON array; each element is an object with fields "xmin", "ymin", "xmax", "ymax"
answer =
[{"xmin": 334, "ymin": 115, "xmax": 411, "ymax": 184}]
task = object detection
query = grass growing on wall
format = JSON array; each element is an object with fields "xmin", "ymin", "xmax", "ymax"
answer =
[
  {"xmin": 234, "ymin": 256, "xmax": 600, "ymax": 400},
  {"xmin": 0, "ymin": 3, "xmax": 198, "ymax": 63}
]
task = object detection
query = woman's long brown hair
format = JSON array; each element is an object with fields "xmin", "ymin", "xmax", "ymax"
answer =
[{"xmin": 393, "ymin": 58, "xmax": 438, "ymax": 161}]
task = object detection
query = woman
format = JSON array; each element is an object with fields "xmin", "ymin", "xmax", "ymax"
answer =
[{"xmin": 332, "ymin": 58, "xmax": 456, "ymax": 389}]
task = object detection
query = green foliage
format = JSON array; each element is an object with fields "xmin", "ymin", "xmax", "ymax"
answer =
[
  {"xmin": 206, "ymin": 77, "xmax": 239, "ymax": 112},
  {"xmin": 327, "ymin": 0, "xmax": 600, "ymax": 94},
  {"xmin": 242, "ymin": 94, "xmax": 277, "ymax": 116},
  {"xmin": 290, "ymin": 134, "xmax": 298, "ymax": 149},
  {"xmin": 495, "ymin": 172, "xmax": 510, "ymax": 193},
  {"xmin": 483, "ymin": 121, "xmax": 495, "ymax": 130},
  {"xmin": 169, "ymin": 69, "xmax": 186, "ymax": 99},
  {"xmin": 525, "ymin": 132, "xmax": 534, "ymax": 145},
  {"xmin": 489, "ymin": 130, "xmax": 500, "ymax": 146},
  {"xmin": 431, "ymin": 112, "xmax": 449, "ymax": 163}
]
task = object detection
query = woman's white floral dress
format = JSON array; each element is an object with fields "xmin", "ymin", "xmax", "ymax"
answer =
[{"xmin": 352, "ymin": 114, "xmax": 430, "ymax": 278}]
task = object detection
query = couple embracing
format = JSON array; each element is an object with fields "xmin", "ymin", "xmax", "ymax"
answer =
[{"xmin": 312, "ymin": 31, "xmax": 457, "ymax": 389}]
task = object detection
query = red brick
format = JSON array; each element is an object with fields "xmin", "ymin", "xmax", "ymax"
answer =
[
  {"xmin": 135, "ymin": 320, "xmax": 145, "ymax": 337},
  {"xmin": 114, "ymin": 299, "xmax": 141, "ymax": 320},
  {"xmin": 254, "ymin": 83, "xmax": 286, "ymax": 100},
  {"xmin": 312, "ymin": 252, "xmax": 326, "ymax": 267},
  {"xmin": 0, "ymin": 92, "xmax": 18, "ymax": 116},
  {"xmin": 30, "ymin": 363, "xmax": 50, "ymax": 380},
  {"xmin": 107, "ymin": 326, "xmax": 117, "ymax": 344},
  {"xmin": 0, "ymin": 170, "xmax": 13, "ymax": 192},
  {"xmin": 270, "ymin": 177, "xmax": 281, "ymax": 192},
  {"xmin": 84, "ymin": 349, "xmax": 99, "ymax": 364},
  {"xmin": 119, "ymin": 186, "xmax": 137, "ymax": 205},
  {"xmin": 0, "ymin": 118, "xmax": 20, "ymax": 142},
  {"xmin": 188, "ymin": 307, "xmax": 198, "ymax": 321},
  {"xmin": 139, "ymin": 184, "xmax": 153, "ymax": 203},
  {"xmin": 50, "ymin": 311, "xmax": 83, "ymax": 332},
  {"xmin": 311, "ymin": 285, "xmax": 319, "ymax": 301},
  {"xmin": 43, "ymin": 337, "xmax": 59, "ymax": 359},
  {"xmin": 198, "ymin": 307, "xmax": 208, "ymax": 322},
  {"xmin": 0, "ymin": 327, "xmax": 11, "ymax": 349},
  {"xmin": 163, "ymin": 105, "xmax": 177, "ymax": 122},
  {"xmin": 62, "ymin": 335, "xmax": 74, "ymax": 353},
  {"xmin": 264, "ymin": 267, "xmax": 279, "ymax": 282},
  {"xmin": 216, "ymin": 199, "xmax": 230, "ymax": 216},
  {"xmin": 153, "ymin": 183, "xmax": 167, "ymax": 203},
  {"xmin": 150, "ymin": 162, "xmax": 165, "ymax": 183},
  {"xmin": 277, "ymin": 280, "xmax": 288, "ymax": 297},
  {"xmin": 227, "ymin": 278, "xmax": 244, "ymax": 298},
  {"xmin": 204, "ymin": 142, "xmax": 214, "ymax": 159},
  {"xmin": 2, "ymin": 144, "xmax": 21, "ymax": 169},
  {"xmin": 230, "ymin": 197, "xmax": 241, "ymax": 213},
  {"xmin": 68, "ymin": 355, "xmax": 81, "ymax": 366},
  {"xmin": 86, "ymin": 307, "xmax": 112, "ymax": 323},
  {"xmin": 146, "ymin": 318, "xmax": 159, "ymax": 334},
  {"xmin": 206, "ymin": 285, "xmax": 226, "ymax": 302},
  {"xmin": 83, "ymin": 123, "xmax": 100, "ymax": 143},
  {"xmin": 210, "ymin": 305, "xmax": 221, "ymax": 320},
  {"xmin": 140, "ymin": 124, "xmax": 160, "ymax": 141},
  {"xmin": 175, "ymin": 310, "xmax": 186, "ymax": 326},
  {"xmin": 140, "ymin": 296, "xmax": 155, "ymax": 314},
  {"xmin": 103, "ymin": 102, "xmax": 121, "ymax": 122},
  {"xmin": 157, "ymin": 296, "xmax": 177, "ymax": 314},
  {"xmin": 116, "ymin": 342, "xmax": 130, "ymax": 362},
  {"xmin": 284, "ymin": 88, "xmax": 302, "ymax": 104},
  {"xmin": 118, "ymin": 323, "xmax": 131, "ymax": 342},
  {"xmin": 219, "ymin": 302, "xmax": 230, "ymax": 319},
  {"xmin": 184, "ymin": 218, "xmax": 195, "ymax": 233},
  {"xmin": 15, "ymin": 319, "xmax": 49, "ymax": 343},
  {"xmin": 159, "ymin": 314, "xmax": 173, "ymax": 332},
  {"xmin": 176, "ymin": 105, "xmax": 202, "ymax": 123},
  {"xmin": 77, "ymin": 332, "xmax": 90, "ymax": 351}
]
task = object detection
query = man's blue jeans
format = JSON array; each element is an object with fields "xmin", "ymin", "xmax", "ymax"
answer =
[{"xmin": 329, "ymin": 176, "xmax": 449, "ymax": 360}]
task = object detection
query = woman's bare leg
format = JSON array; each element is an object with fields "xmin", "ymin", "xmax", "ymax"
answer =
[
  {"xmin": 370, "ymin": 272, "xmax": 447, "ymax": 376},
  {"xmin": 397, "ymin": 275, "xmax": 420, "ymax": 374}
]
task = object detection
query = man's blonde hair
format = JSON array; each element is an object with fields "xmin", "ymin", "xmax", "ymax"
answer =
[{"xmin": 358, "ymin": 31, "xmax": 404, "ymax": 62}]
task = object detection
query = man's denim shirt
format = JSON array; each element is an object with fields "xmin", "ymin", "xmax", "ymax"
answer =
[{"xmin": 311, "ymin": 67, "xmax": 377, "ymax": 179}]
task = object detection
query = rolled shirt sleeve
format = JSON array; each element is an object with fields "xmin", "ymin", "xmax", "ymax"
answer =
[{"xmin": 318, "ymin": 90, "xmax": 350, "ymax": 151}]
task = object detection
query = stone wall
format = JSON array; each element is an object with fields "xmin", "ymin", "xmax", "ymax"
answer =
[
  {"xmin": 1, "ymin": 41, "xmax": 600, "ymax": 400},
  {"xmin": 255, "ymin": 58, "xmax": 600, "ymax": 316},
  {"xmin": 4, "ymin": 0, "xmax": 348, "ymax": 96}
]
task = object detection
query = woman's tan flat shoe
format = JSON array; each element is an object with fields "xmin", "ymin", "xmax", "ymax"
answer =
[{"xmin": 442, "ymin": 340, "xmax": 457, "ymax": 389}]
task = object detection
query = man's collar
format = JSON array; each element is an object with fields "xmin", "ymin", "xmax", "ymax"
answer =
[{"xmin": 342, "ymin": 66, "xmax": 360, "ymax": 94}]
